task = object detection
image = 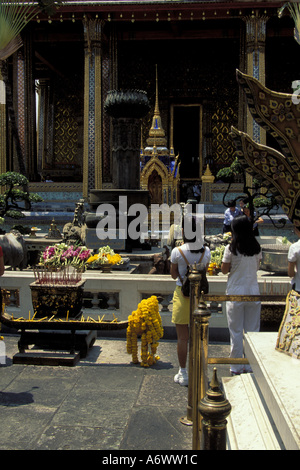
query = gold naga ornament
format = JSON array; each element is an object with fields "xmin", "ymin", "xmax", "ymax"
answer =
[{"xmin": 231, "ymin": 69, "xmax": 300, "ymax": 227}]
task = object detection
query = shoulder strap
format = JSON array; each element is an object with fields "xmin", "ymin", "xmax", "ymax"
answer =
[
  {"xmin": 178, "ymin": 248, "xmax": 187, "ymax": 285},
  {"xmin": 178, "ymin": 248, "xmax": 189, "ymax": 265},
  {"xmin": 198, "ymin": 247, "xmax": 205, "ymax": 264},
  {"xmin": 177, "ymin": 247, "xmax": 206, "ymax": 284},
  {"xmin": 179, "ymin": 247, "xmax": 206, "ymax": 265}
]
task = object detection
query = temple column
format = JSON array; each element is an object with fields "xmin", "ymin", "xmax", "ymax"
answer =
[
  {"xmin": 36, "ymin": 79, "xmax": 52, "ymax": 175},
  {"xmin": 83, "ymin": 18, "xmax": 103, "ymax": 199},
  {"xmin": 13, "ymin": 32, "xmax": 37, "ymax": 180},
  {"xmin": 0, "ymin": 69, "xmax": 6, "ymax": 178},
  {"xmin": 242, "ymin": 12, "xmax": 268, "ymax": 145},
  {"xmin": 15, "ymin": 51, "xmax": 26, "ymax": 166},
  {"xmin": 24, "ymin": 32, "xmax": 37, "ymax": 180}
]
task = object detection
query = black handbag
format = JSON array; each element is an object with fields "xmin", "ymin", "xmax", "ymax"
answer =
[{"xmin": 178, "ymin": 248, "xmax": 205, "ymax": 298}]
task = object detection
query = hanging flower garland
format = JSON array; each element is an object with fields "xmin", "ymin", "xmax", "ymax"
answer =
[{"xmin": 126, "ymin": 296, "xmax": 164, "ymax": 367}]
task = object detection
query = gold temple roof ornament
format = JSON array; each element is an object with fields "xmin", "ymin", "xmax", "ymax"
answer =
[
  {"xmin": 232, "ymin": 69, "xmax": 300, "ymax": 226},
  {"xmin": 146, "ymin": 65, "xmax": 167, "ymax": 150},
  {"xmin": 140, "ymin": 65, "xmax": 180, "ymax": 205}
]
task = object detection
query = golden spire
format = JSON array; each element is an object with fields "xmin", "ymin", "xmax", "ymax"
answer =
[{"xmin": 146, "ymin": 64, "xmax": 167, "ymax": 147}]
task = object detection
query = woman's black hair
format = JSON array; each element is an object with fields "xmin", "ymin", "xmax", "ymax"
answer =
[
  {"xmin": 229, "ymin": 215, "xmax": 261, "ymax": 256},
  {"xmin": 182, "ymin": 215, "xmax": 202, "ymax": 253}
]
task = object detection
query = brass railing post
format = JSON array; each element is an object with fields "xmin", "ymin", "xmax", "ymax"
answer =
[
  {"xmin": 199, "ymin": 368, "xmax": 232, "ymax": 450},
  {"xmin": 185, "ymin": 292, "xmax": 287, "ymax": 449},
  {"xmin": 191, "ymin": 289, "xmax": 211, "ymax": 449}
]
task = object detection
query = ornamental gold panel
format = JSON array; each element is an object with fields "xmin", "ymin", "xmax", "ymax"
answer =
[
  {"xmin": 212, "ymin": 102, "xmax": 237, "ymax": 166},
  {"xmin": 54, "ymin": 98, "xmax": 79, "ymax": 164}
]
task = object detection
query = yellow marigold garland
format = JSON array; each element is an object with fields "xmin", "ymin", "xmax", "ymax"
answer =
[{"xmin": 126, "ymin": 295, "xmax": 164, "ymax": 367}]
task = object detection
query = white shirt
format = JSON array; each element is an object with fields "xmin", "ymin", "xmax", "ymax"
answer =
[
  {"xmin": 171, "ymin": 243, "xmax": 211, "ymax": 286},
  {"xmin": 288, "ymin": 240, "xmax": 300, "ymax": 290},
  {"xmin": 222, "ymin": 244, "xmax": 262, "ymax": 295}
]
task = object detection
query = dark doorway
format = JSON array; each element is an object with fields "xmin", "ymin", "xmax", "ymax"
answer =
[{"xmin": 173, "ymin": 105, "xmax": 201, "ymax": 179}]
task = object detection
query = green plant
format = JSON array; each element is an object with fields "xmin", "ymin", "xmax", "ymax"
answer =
[
  {"xmin": 0, "ymin": 171, "xmax": 43, "ymax": 220},
  {"xmin": 216, "ymin": 157, "xmax": 244, "ymax": 183},
  {"xmin": 0, "ymin": 1, "xmax": 63, "ymax": 60}
]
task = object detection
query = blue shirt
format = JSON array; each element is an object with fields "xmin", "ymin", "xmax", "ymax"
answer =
[{"xmin": 223, "ymin": 207, "xmax": 241, "ymax": 226}]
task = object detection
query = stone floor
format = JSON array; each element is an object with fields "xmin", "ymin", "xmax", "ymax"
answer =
[{"xmin": 0, "ymin": 334, "xmax": 230, "ymax": 451}]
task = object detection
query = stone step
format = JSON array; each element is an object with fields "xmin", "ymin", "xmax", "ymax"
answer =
[
  {"xmin": 244, "ymin": 332, "xmax": 300, "ymax": 450},
  {"xmin": 222, "ymin": 373, "xmax": 284, "ymax": 450}
]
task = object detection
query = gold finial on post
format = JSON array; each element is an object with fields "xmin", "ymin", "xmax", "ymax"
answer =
[{"xmin": 198, "ymin": 368, "xmax": 232, "ymax": 450}]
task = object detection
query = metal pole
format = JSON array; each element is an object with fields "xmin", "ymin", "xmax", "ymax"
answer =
[
  {"xmin": 199, "ymin": 368, "xmax": 232, "ymax": 450},
  {"xmin": 192, "ymin": 290, "xmax": 211, "ymax": 449},
  {"xmin": 180, "ymin": 263, "xmax": 201, "ymax": 426}
]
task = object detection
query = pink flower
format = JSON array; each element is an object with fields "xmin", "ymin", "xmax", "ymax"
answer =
[
  {"xmin": 79, "ymin": 250, "xmax": 91, "ymax": 260},
  {"xmin": 43, "ymin": 246, "xmax": 55, "ymax": 260}
]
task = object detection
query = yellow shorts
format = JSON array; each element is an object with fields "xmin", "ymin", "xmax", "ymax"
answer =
[{"xmin": 172, "ymin": 285, "xmax": 190, "ymax": 325}]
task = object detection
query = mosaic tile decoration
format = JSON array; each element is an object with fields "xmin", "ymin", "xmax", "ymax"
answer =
[{"xmin": 17, "ymin": 50, "xmax": 26, "ymax": 163}]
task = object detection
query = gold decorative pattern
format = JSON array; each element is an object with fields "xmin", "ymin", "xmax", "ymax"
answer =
[
  {"xmin": 54, "ymin": 100, "xmax": 78, "ymax": 164},
  {"xmin": 140, "ymin": 154, "xmax": 180, "ymax": 205},
  {"xmin": 212, "ymin": 103, "xmax": 237, "ymax": 166},
  {"xmin": 276, "ymin": 290, "xmax": 300, "ymax": 359},
  {"xmin": 231, "ymin": 127, "xmax": 300, "ymax": 225},
  {"xmin": 233, "ymin": 69, "xmax": 300, "ymax": 226},
  {"xmin": 237, "ymin": 69, "xmax": 300, "ymax": 170}
]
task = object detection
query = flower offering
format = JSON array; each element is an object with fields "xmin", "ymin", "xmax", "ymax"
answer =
[
  {"xmin": 40, "ymin": 242, "xmax": 92, "ymax": 270},
  {"xmin": 35, "ymin": 243, "xmax": 92, "ymax": 284},
  {"xmin": 87, "ymin": 245, "xmax": 123, "ymax": 267},
  {"xmin": 126, "ymin": 296, "xmax": 164, "ymax": 367}
]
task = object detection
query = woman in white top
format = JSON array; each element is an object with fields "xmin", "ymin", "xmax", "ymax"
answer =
[
  {"xmin": 221, "ymin": 215, "xmax": 262, "ymax": 376},
  {"xmin": 170, "ymin": 217, "xmax": 211, "ymax": 386}
]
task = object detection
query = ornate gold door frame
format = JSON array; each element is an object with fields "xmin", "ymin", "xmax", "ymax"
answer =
[{"xmin": 170, "ymin": 103, "xmax": 203, "ymax": 179}]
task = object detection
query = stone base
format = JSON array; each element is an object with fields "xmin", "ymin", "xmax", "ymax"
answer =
[
  {"xmin": 245, "ymin": 332, "xmax": 300, "ymax": 450},
  {"xmin": 13, "ymin": 351, "xmax": 80, "ymax": 366},
  {"xmin": 17, "ymin": 330, "xmax": 97, "ymax": 359},
  {"xmin": 223, "ymin": 373, "xmax": 283, "ymax": 450}
]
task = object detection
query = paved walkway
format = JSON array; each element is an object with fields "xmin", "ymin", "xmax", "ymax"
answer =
[{"xmin": 0, "ymin": 334, "xmax": 230, "ymax": 451}]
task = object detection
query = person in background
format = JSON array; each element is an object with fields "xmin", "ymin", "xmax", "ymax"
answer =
[
  {"xmin": 221, "ymin": 215, "xmax": 262, "ymax": 376},
  {"xmin": 239, "ymin": 198, "xmax": 247, "ymax": 211},
  {"xmin": 288, "ymin": 225, "xmax": 300, "ymax": 292},
  {"xmin": 222, "ymin": 200, "xmax": 241, "ymax": 234},
  {"xmin": 242, "ymin": 204, "xmax": 263, "ymax": 237},
  {"xmin": 170, "ymin": 216, "xmax": 211, "ymax": 386},
  {"xmin": 193, "ymin": 182, "xmax": 201, "ymax": 203}
]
